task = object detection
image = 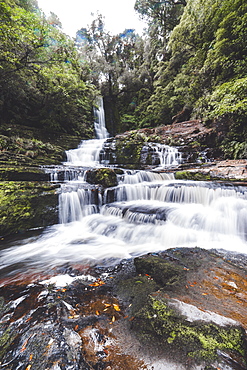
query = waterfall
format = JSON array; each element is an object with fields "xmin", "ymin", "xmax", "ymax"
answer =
[
  {"xmin": 156, "ymin": 144, "xmax": 182, "ymax": 168},
  {"xmin": 94, "ymin": 97, "xmax": 109, "ymax": 140},
  {"xmin": 1, "ymin": 98, "xmax": 247, "ymax": 277},
  {"xmin": 66, "ymin": 97, "xmax": 109, "ymax": 166},
  {"xmin": 151, "ymin": 143, "xmax": 182, "ymax": 168}
]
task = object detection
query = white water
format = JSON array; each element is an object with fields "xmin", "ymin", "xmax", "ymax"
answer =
[
  {"xmin": 151, "ymin": 142, "xmax": 182, "ymax": 168},
  {"xmin": 66, "ymin": 97, "xmax": 109, "ymax": 167},
  {"xmin": 1, "ymin": 102, "xmax": 247, "ymax": 279}
]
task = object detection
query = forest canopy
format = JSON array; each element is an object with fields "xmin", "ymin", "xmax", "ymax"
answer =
[
  {"xmin": 0, "ymin": 0, "xmax": 246, "ymax": 158},
  {"xmin": 0, "ymin": 0, "xmax": 96, "ymax": 137}
]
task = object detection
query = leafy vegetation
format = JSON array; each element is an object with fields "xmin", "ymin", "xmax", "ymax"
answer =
[
  {"xmin": 0, "ymin": 0, "xmax": 96, "ymax": 137},
  {"xmin": 1, "ymin": 0, "xmax": 246, "ymax": 158},
  {"xmin": 78, "ymin": 0, "xmax": 246, "ymax": 158}
]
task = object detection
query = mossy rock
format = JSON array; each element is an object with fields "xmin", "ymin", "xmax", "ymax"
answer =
[
  {"xmin": 86, "ymin": 168, "xmax": 118, "ymax": 188},
  {"xmin": 114, "ymin": 135, "xmax": 145, "ymax": 166},
  {"xmin": 133, "ymin": 295, "xmax": 247, "ymax": 366},
  {"xmin": 175, "ymin": 171, "xmax": 213, "ymax": 181},
  {"xmin": 0, "ymin": 166, "xmax": 50, "ymax": 181},
  {"xmin": 0, "ymin": 181, "xmax": 58, "ymax": 237},
  {"xmin": 134, "ymin": 255, "xmax": 185, "ymax": 287}
]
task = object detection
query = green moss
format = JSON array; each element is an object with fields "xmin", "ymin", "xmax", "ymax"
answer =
[
  {"xmin": 175, "ymin": 171, "xmax": 212, "ymax": 181},
  {"xmin": 0, "ymin": 181, "xmax": 58, "ymax": 236},
  {"xmin": 133, "ymin": 295, "xmax": 247, "ymax": 365},
  {"xmin": 0, "ymin": 165, "xmax": 49, "ymax": 181},
  {"xmin": 86, "ymin": 168, "xmax": 118, "ymax": 188},
  {"xmin": 115, "ymin": 275, "xmax": 158, "ymax": 314},
  {"xmin": 0, "ymin": 327, "xmax": 15, "ymax": 359},
  {"xmin": 114, "ymin": 134, "xmax": 146, "ymax": 166},
  {"xmin": 134, "ymin": 255, "xmax": 184, "ymax": 287}
]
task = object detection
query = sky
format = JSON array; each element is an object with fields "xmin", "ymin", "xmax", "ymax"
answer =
[{"xmin": 37, "ymin": 0, "xmax": 147, "ymax": 38}]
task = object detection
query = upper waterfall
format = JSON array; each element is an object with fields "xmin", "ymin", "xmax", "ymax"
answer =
[
  {"xmin": 65, "ymin": 97, "xmax": 109, "ymax": 166},
  {"xmin": 94, "ymin": 97, "xmax": 109, "ymax": 140}
]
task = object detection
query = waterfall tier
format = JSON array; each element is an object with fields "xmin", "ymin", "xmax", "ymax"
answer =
[{"xmin": 1, "ymin": 100, "xmax": 247, "ymax": 278}]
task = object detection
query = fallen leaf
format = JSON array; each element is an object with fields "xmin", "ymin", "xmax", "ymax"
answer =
[
  {"xmin": 96, "ymin": 310, "xmax": 100, "ymax": 315},
  {"xmin": 20, "ymin": 339, "xmax": 29, "ymax": 352},
  {"xmin": 112, "ymin": 316, "xmax": 115, "ymax": 322},
  {"xmin": 202, "ymin": 293, "xmax": 208, "ymax": 296},
  {"xmin": 74, "ymin": 325, "xmax": 79, "ymax": 331},
  {"xmin": 29, "ymin": 354, "xmax": 33, "ymax": 361},
  {"xmin": 113, "ymin": 304, "xmax": 120, "ymax": 312},
  {"xmin": 90, "ymin": 279, "xmax": 105, "ymax": 287},
  {"xmin": 26, "ymin": 366, "xmax": 32, "ymax": 370}
]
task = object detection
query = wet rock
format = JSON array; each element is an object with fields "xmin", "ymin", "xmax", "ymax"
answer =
[
  {"xmin": 176, "ymin": 160, "xmax": 247, "ymax": 182},
  {"xmin": 114, "ymin": 248, "xmax": 247, "ymax": 369},
  {"xmin": 1, "ymin": 248, "xmax": 247, "ymax": 369},
  {"xmin": 0, "ymin": 181, "xmax": 59, "ymax": 237},
  {"xmin": 107, "ymin": 120, "xmax": 217, "ymax": 167},
  {"xmin": 0, "ymin": 165, "xmax": 50, "ymax": 181},
  {"xmin": 134, "ymin": 255, "xmax": 185, "ymax": 287},
  {"xmin": 132, "ymin": 294, "xmax": 246, "ymax": 366},
  {"xmin": 86, "ymin": 168, "xmax": 118, "ymax": 188}
]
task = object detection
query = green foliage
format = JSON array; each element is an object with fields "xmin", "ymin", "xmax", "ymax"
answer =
[
  {"xmin": 136, "ymin": 0, "xmax": 247, "ymax": 141},
  {"xmin": 76, "ymin": 15, "xmax": 149, "ymax": 134},
  {"xmin": 0, "ymin": 0, "xmax": 96, "ymax": 136}
]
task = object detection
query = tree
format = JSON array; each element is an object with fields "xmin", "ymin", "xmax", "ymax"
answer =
[
  {"xmin": 138, "ymin": 0, "xmax": 247, "ymax": 141},
  {"xmin": 0, "ymin": 0, "xmax": 96, "ymax": 136},
  {"xmin": 77, "ymin": 14, "xmax": 148, "ymax": 134}
]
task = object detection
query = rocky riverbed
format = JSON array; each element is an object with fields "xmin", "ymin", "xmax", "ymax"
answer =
[
  {"xmin": 0, "ymin": 248, "xmax": 247, "ymax": 369},
  {"xmin": 1, "ymin": 120, "xmax": 247, "ymax": 369}
]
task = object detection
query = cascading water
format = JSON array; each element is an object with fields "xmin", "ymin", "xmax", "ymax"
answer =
[
  {"xmin": 1, "ymin": 101, "xmax": 247, "ymax": 279},
  {"xmin": 150, "ymin": 142, "xmax": 182, "ymax": 168},
  {"xmin": 66, "ymin": 97, "xmax": 109, "ymax": 167}
]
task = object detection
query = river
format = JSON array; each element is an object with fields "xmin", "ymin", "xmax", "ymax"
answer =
[
  {"xmin": 1, "ymin": 99, "xmax": 247, "ymax": 370},
  {"xmin": 0, "ymin": 98, "xmax": 247, "ymax": 283}
]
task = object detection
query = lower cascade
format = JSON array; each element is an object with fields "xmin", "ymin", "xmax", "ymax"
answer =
[
  {"xmin": 1, "ymin": 105, "xmax": 247, "ymax": 370},
  {"xmin": 0, "ymin": 100, "xmax": 247, "ymax": 278},
  {"xmin": 1, "ymin": 154, "xmax": 247, "ymax": 277}
]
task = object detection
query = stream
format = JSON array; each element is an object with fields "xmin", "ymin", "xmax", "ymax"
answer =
[
  {"xmin": 1, "ymin": 99, "xmax": 247, "ymax": 282},
  {"xmin": 1, "ymin": 99, "xmax": 247, "ymax": 370}
]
